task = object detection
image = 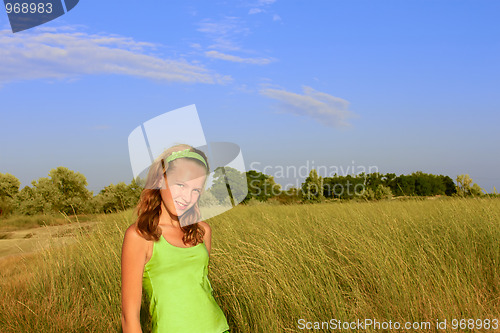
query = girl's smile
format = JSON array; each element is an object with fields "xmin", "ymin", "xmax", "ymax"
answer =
[{"xmin": 175, "ymin": 200, "xmax": 188, "ymax": 211}]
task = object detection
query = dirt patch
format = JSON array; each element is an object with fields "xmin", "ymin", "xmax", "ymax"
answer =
[{"xmin": 0, "ymin": 221, "xmax": 99, "ymax": 261}]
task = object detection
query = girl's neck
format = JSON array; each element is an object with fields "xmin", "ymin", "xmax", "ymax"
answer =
[{"xmin": 159, "ymin": 200, "xmax": 181, "ymax": 229}]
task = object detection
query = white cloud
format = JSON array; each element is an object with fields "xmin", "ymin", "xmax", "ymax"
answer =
[
  {"xmin": 205, "ymin": 50, "xmax": 275, "ymax": 65},
  {"xmin": 197, "ymin": 17, "xmax": 277, "ymax": 64},
  {"xmin": 0, "ymin": 27, "xmax": 231, "ymax": 85},
  {"xmin": 260, "ymin": 86, "xmax": 358, "ymax": 128},
  {"xmin": 249, "ymin": 8, "xmax": 263, "ymax": 14},
  {"xmin": 197, "ymin": 17, "xmax": 250, "ymax": 52},
  {"xmin": 246, "ymin": 0, "xmax": 279, "ymax": 18}
]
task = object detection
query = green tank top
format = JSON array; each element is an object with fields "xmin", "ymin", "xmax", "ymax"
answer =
[{"xmin": 142, "ymin": 234, "xmax": 230, "ymax": 333}]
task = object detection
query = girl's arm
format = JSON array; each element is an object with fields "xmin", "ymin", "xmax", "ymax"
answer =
[{"xmin": 121, "ymin": 225, "xmax": 147, "ymax": 333}]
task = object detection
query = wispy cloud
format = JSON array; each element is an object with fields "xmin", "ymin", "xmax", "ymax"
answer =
[
  {"xmin": 260, "ymin": 86, "xmax": 358, "ymax": 128},
  {"xmin": 205, "ymin": 50, "xmax": 275, "ymax": 65},
  {"xmin": 247, "ymin": 0, "xmax": 279, "ymax": 17},
  {"xmin": 249, "ymin": 8, "xmax": 263, "ymax": 15},
  {"xmin": 197, "ymin": 16, "xmax": 249, "ymax": 51},
  {"xmin": 197, "ymin": 16, "xmax": 276, "ymax": 64},
  {"xmin": 0, "ymin": 27, "xmax": 231, "ymax": 85}
]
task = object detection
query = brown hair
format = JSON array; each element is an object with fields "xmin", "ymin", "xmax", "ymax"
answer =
[{"xmin": 133, "ymin": 144, "xmax": 209, "ymax": 246}]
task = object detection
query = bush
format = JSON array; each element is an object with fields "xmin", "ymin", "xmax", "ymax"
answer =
[
  {"xmin": 375, "ymin": 184, "xmax": 393, "ymax": 200},
  {"xmin": 244, "ymin": 197, "xmax": 265, "ymax": 206},
  {"xmin": 360, "ymin": 187, "xmax": 375, "ymax": 201},
  {"xmin": 359, "ymin": 185, "xmax": 392, "ymax": 201}
]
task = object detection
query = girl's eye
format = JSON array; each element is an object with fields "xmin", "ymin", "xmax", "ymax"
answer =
[
  {"xmin": 194, "ymin": 189, "xmax": 201, "ymax": 193},
  {"xmin": 177, "ymin": 183, "xmax": 184, "ymax": 187}
]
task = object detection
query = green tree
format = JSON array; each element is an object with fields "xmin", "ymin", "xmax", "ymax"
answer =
[
  {"xmin": 14, "ymin": 167, "xmax": 92, "ymax": 215},
  {"xmin": 382, "ymin": 173, "xmax": 397, "ymax": 193},
  {"xmin": 87, "ymin": 177, "xmax": 144, "ymax": 214},
  {"xmin": 470, "ymin": 183, "xmax": 485, "ymax": 197},
  {"xmin": 395, "ymin": 175, "xmax": 416, "ymax": 196},
  {"xmin": 0, "ymin": 173, "xmax": 21, "ymax": 216},
  {"xmin": 301, "ymin": 169, "xmax": 324, "ymax": 202},
  {"xmin": 245, "ymin": 170, "xmax": 281, "ymax": 202},
  {"xmin": 16, "ymin": 177, "xmax": 58, "ymax": 215},
  {"xmin": 456, "ymin": 174, "xmax": 484, "ymax": 197},
  {"xmin": 48, "ymin": 167, "xmax": 92, "ymax": 214},
  {"xmin": 94, "ymin": 182, "xmax": 137, "ymax": 213},
  {"xmin": 15, "ymin": 185, "xmax": 38, "ymax": 215},
  {"xmin": 366, "ymin": 172, "xmax": 384, "ymax": 190},
  {"xmin": 129, "ymin": 176, "xmax": 146, "ymax": 201},
  {"xmin": 438, "ymin": 175, "xmax": 457, "ymax": 196},
  {"xmin": 323, "ymin": 173, "xmax": 365, "ymax": 200},
  {"xmin": 413, "ymin": 171, "xmax": 433, "ymax": 196},
  {"xmin": 210, "ymin": 167, "xmax": 248, "ymax": 205}
]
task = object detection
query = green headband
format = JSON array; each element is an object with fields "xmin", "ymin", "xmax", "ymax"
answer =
[{"xmin": 165, "ymin": 148, "xmax": 208, "ymax": 168}]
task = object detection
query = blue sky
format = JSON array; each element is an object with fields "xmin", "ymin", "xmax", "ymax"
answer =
[{"xmin": 0, "ymin": 0, "xmax": 499, "ymax": 194}]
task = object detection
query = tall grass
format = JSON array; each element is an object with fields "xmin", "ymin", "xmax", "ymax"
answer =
[{"xmin": 0, "ymin": 197, "xmax": 498, "ymax": 332}]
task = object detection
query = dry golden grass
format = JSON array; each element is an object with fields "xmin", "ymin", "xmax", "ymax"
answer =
[{"xmin": 0, "ymin": 197, "xmax": 499, "ymax": 332}]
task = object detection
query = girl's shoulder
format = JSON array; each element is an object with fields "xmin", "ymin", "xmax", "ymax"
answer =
[
  {"xmin": 124, "ymin": 222, "xmax": 150, "ymax": 244},
  {"xmin": 198, "ymin": 221, "xmax": 211, "ymax": 234}
]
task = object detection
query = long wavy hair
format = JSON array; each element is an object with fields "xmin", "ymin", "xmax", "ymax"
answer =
[{"xmin": 134, "ymin": 144, "xmax": 209, "ymax": 246}]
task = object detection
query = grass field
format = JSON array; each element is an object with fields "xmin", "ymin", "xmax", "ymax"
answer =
[{"xmin": 0, "ymin": 197, "xmax": 499, "ymax": 332}]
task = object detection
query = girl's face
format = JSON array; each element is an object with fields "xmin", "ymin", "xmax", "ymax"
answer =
[{"xmin": 160, "ymin": 158, "xmax": 207, "ymax": 217}]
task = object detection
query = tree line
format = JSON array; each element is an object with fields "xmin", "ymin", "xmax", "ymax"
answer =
[
  {"xmin": 243, "ymin": 169, "xmax": 494, "ymax": 204},
  {"xmin": 0, "ymin": 166, "xmax": 495, "ymax": 218}
]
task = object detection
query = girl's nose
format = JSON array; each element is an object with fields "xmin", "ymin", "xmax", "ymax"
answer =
[{"xmin": 179, "ymin": 187, "xmax": 191, "ymax": 204}]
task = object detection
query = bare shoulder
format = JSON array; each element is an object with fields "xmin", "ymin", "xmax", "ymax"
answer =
[
  {"xmin": 123, "ymin": 223, "xmax": 149, "ymax": 247},
  {"xmin": 198, "ymin": 221, "xmax": 211, "ymax": 234},
  {"xmin": 198, "ymin": 221, "xmax": 212, "ymax": 242},
  {"xmin": 121, "ymin": 223, "xmax": 151, "ymax": 270},
  {"xmin": 198, "ymin": 221, "xmax": 212, "ymax": 255}
]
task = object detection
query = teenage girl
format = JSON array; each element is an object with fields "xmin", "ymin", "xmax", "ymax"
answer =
[{"xmin": 121, "ymin": 144, "xmax": 230, "ymax": 333}]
